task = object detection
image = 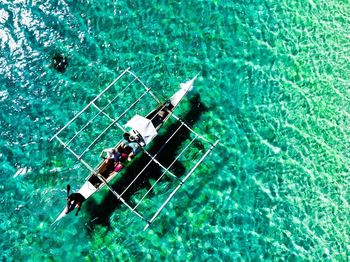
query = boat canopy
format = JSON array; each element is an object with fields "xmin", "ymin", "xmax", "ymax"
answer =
[{"xmin": 125, "ymin": 114, "xmax": 157, "ymax": 145}]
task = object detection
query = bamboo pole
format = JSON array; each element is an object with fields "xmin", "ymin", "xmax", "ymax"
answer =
[
  {"xmin": 119, "ymin": 122, "xmax": 185, "ymax": 198},
  {"xmin": 78, "ymin": 88, "xmax": 151, "ymax": 158},
  {"xmin": 143, "ymin": 139, "xmax": 219, "ymax": 230},
  {"xmin": 95, "ymin": 174, "xmax": 149, "ymax": 222},
  {"xmin": 133, "ymin": 134, "xmax": 198, "ymax": 211},
  {"xmin": 50, "ymin": 68, "xmax": 131, "ymax": 141},
  {"xmin": 64, "ymin": 77, "xmax": 137, "ymax": 147}
]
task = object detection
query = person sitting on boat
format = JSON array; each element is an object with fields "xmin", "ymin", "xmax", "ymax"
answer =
[
  {"xmin": 119, "ymin": 143, "xmax": 135, "ymax": 161},
  {"xmin": 122, "ymin": 132, "xmax": 143, "ymax": 158},
  {"xmin": 113, "ymin": 160, "xmax": 124, "ymax": 172},
  {"xmin": 112, "ymin": 142, "xmax": 128, "ymax": 162},
  {"xmin": 66, "ymin": 192, "xmax": 85, "ymax": 216},
  {"xmin": 108, "ymin": 155, "xmax": 128, "ymax": 177},
  {"xmin": 100, "ymin": 148, "xmax": 118, "ymax": 163}
]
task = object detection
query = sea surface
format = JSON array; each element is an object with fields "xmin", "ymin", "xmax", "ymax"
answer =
[{"xmin": 1, "ymin": 0, "xmax": 350, "ymax": 260}]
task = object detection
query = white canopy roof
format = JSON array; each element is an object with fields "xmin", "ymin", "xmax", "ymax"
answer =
[{"xmin": 125, "ymin": 115, "xmax": 157, "ymax": 145}]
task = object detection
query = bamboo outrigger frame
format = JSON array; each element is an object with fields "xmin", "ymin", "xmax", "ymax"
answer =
[{"xmin": 51, "ymin": 68, "xmax": 219, "ymax": 230}]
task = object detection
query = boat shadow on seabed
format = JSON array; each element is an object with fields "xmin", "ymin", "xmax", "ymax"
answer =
[{"xmin": 84, "ymin": 94, "xmax": 208, "ymax": 232}]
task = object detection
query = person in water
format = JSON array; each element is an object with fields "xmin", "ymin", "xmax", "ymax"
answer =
[{"xmin": 66, "ymin": 193, "xmax": 85, "ymax": 216}]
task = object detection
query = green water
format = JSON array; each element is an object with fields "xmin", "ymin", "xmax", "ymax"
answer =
[{"xmin": 1, "ymin": 0, "xmax": 350, "ymax": 260}]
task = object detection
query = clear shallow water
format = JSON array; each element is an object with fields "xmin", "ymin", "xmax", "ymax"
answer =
[{"xmin": 1, "ymin": 0, "xmax": 350, "ymax": 260}]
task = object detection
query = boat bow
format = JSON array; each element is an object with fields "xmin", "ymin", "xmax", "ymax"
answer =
[{"xmin": 170, "ymin": 74, "xmax": 199, "ymax": 107}]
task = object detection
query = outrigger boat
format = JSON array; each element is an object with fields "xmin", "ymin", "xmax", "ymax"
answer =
[{"xmin": 51, "ymin": 68, "xmax": 218, "ymax": 230}]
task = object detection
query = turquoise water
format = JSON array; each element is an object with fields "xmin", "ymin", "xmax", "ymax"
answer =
[{"xmin": 1, "ymin": 0, "xmax": 350, "ymax": 260}]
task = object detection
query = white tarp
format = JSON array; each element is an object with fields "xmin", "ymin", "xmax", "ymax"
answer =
[{"xmin": 125, "ymin": 115, "xmax": 157, "ymax": 145}]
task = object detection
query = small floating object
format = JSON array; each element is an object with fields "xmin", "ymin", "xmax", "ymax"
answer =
[
  {"xmin": 0, "ymin": 90, "xmax": 8, "ymax": 101},
  {"xmin": 52, "ymin": 53, "xmax": 68, "ymax": 72},
  {"xmin": 14, "ymin": 167, "xmax": 29, "ymax": 178},
  {"xmin": 15, "ymin": 204, "xmax": 23, "ymax": 211}
]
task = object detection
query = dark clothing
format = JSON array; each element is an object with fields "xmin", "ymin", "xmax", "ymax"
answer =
[
  {"xmin": 123, "ymin": 146, "xmax": 133, "ymax": 155},
  {"xmin": 115, "ymin": 144, "xmax": 134, "ymax": 163},
  {"xmin": 68, "ymin": 193, "xmax": 85, "ymax": 203},
  {"xmin": 66, "ymin": 193, "xmax": 85, "ymax": 214},
  {"xmin": 113, "ymin": 151, "xmax": 122, "ymax": 162}
]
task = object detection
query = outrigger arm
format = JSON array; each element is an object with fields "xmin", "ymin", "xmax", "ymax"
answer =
[
  {"xmin": 143, "ymin": 139, "xmax": 219, "ymax": 230},
  {"xmin": 95, "ymin": 173, "xmax": 150, "ymax": 223}
]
